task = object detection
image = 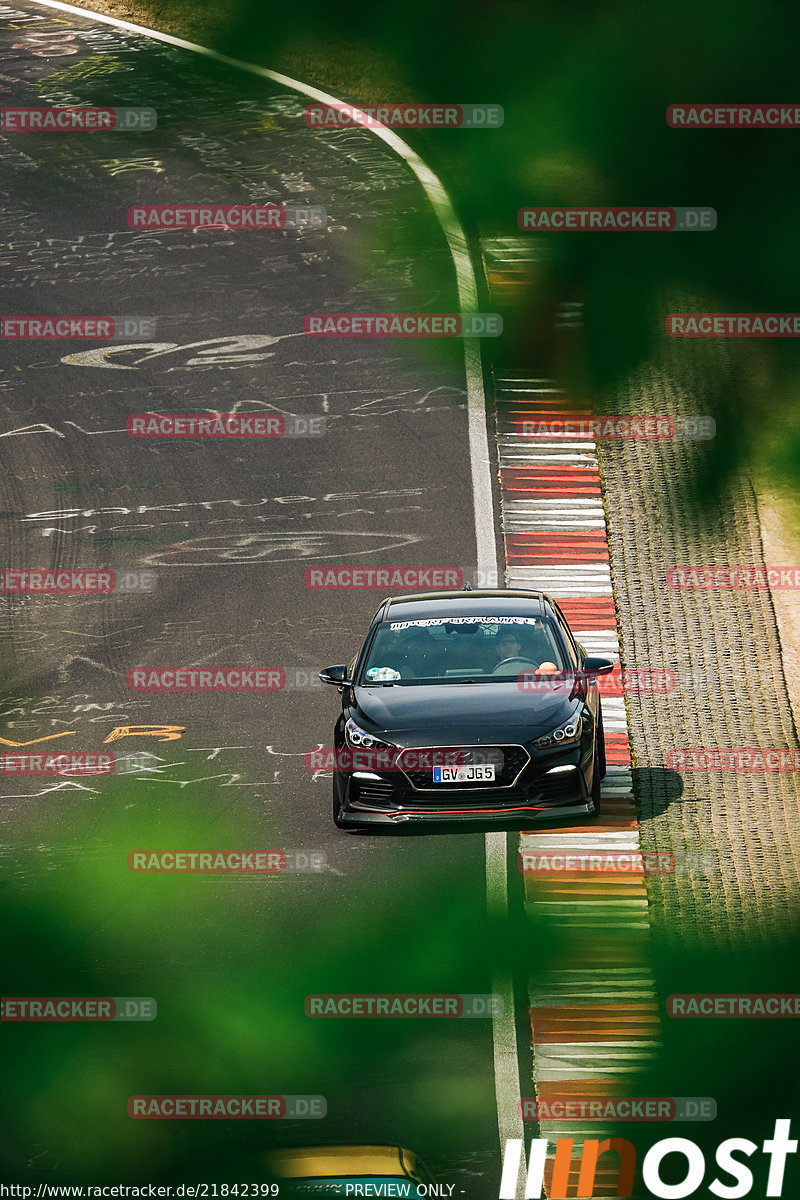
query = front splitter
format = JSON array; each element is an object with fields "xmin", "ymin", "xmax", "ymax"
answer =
[{"xmin": 339, "ymin": 799, "xmax": 596, "ymax": 825}]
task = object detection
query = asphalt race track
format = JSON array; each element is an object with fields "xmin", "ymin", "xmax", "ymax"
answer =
[
  {"xmin": 0, "ymin": 3, "xmax": 514, "ymax": 1188},
  {"xmin": 4, "ymin": 3, "xmax": 800, "ymax": 1197}
]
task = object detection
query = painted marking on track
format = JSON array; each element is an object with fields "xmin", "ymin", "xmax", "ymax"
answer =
[
  {"xmin": 0, "ymin": 725, "xmax": 185, "ymax": 746},
  {"xmin": 490, "ymin": 360, "xmax": 660, "ymax": 1182},
  {"xmin": 61, "ymin": 334, "xmax": 297, "ymax": 370},
  {"xmin": 23, "ymin": 0, "xmax": 516, "ymax": 1164}
]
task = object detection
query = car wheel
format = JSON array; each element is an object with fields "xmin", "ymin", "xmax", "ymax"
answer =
[
  {"xmin": 590, "ymin": 757, "xmax": 602, "ymax": 816},
  {"xmin": 333, "ymin": 776, "xmax": 363, "ymax": 832},
  {"xmin": 596, "ymin": 705, "xmax": 607, "ymax": 779},
  {"xmin": 332, "ymin": 776, "xmax": 348, "ymax": 828},
  {"xmin": 590, "ymin": 709, "xmax": 605, "ymax": 816}
]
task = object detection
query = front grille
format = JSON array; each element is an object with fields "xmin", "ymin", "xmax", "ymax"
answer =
[
  {"xmin": 398, "ymin": 745, "xmax": 530, "ymax": 791},
  {"xmin": 397, "ymin": 791, "xmax": 531, "ymax": 810}
]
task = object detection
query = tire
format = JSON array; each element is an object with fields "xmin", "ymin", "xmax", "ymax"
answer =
[
  {"xmin": 590, "ymin": 758, "xmax": 602, "ymax": 815},
  {"xmin": 590, "ymin": 707, "xmax": 606, "ymax": 816},
  {"xmin": 596, "ymin": 705, "xmax": 607, "ymax": 779},
  {"xmin": 333, "ymin": 776, "xmax": 362, "ymax": 832},
  {"xmin": 332, "ymin": 776, "xmax": 348, "ymax": 828}
]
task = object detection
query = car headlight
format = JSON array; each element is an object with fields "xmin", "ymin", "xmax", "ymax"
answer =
[
  {"xmin": 344, "ymin": 716, "xmax": 393, "ymax": 750},
  {"xmin": 533, "ymin": 713, "xmax": 584, "ymax": 750}
]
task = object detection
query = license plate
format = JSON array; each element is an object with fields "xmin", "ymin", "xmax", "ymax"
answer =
[{"xmin": 432, "ymin": 764, "xmax": 496, "ymax": 783}]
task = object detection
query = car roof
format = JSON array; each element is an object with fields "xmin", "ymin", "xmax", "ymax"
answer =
[
  {"xmin": 264, "ymin": 1145, "xmax": 422, "ymax": 1180},
  {"xmin": 378, "ymin": 588, "xmax": 549, "ymax": 622}
]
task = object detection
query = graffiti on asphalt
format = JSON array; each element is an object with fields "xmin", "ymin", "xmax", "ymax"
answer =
[{"xmin": 61, "ymin": 335, "xmax": 301, "ymax": 370}]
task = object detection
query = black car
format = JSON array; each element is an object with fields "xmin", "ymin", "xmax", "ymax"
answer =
[{"xmin": 320, "ymin": 589, "xmax": 614, "ymax": 829}]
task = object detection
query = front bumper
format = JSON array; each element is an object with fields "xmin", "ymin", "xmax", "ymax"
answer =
[
  {"xmin": 336, "ymin": 741, "xmax": 595, "ymax": 826},
  {"xmin": 336, "ymin": 797, "xmax": 595, "ymax": 826}
]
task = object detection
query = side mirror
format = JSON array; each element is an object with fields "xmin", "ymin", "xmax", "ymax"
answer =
[
  {"xmin": 582, "ymin": 655, "xmax": 615, "ymax": 675},
  {"xmin": 319, "ymin": 664, "xmax": 351, "ymax": 686}
]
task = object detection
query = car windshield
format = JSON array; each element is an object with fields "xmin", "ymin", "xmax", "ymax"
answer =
[{"xmin": 360, "ymin": 614, "xmax": 568, "ymax": 685}]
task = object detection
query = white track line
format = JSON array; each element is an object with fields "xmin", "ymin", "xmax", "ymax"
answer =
[{"xmin": 27, "ymin": 0, "xmax": 518, "ymax": 1157}]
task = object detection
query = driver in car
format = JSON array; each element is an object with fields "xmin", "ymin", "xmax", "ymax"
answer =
[
  {"xmin": 492, "ymin": 625, "xmax": 558, "ymax": 675},
  {"xmin": 494, "ymin": 628, "xmax": 523, "ymax": 665}
]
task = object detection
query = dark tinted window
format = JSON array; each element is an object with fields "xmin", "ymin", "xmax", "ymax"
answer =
[{"xmin": 360, "ymin": 614, "xmax": 568, "ymax": 684}]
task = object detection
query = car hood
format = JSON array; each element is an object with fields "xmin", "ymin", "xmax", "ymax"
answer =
[{"xmin": 353, "ymin": 683, "xmax": 578, "ymax": 743}]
